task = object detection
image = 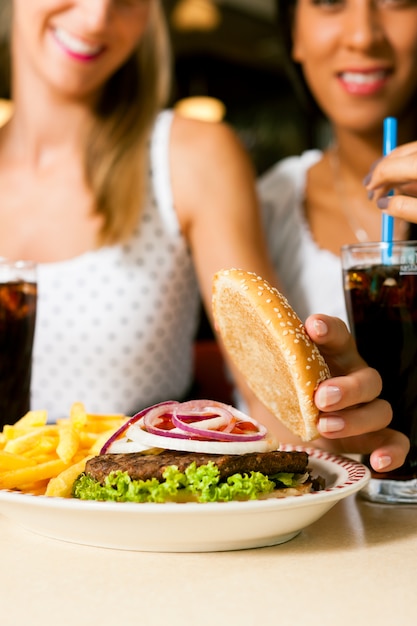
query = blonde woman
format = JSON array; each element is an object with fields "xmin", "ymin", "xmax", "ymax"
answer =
[{"xmin": 0, "ymin": 0, "xmax": 407, "ymax": 472}]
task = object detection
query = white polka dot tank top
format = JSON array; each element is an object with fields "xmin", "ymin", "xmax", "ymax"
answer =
[{"xmin": 31, "ymin": 111, "xmax": 200, "ymax": 421}]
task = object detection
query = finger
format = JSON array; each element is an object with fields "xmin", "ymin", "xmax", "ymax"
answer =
[
  {"xmin": 368, "ymin": 429, "xmax": 410, "ymax": 472},
  {"xmin": 371, "ymin": 182, "xmax": 417, "ymax": 203},
  {"xmin": 377, "ymin": 195, "xmax": 417, "ymax": 224},
  {"xmin": 383, "ymin": 141, "xmax": 417, "ymax": 158},
  {"xmin": 316, "ymin": 426, "xmax": 409, "ymax": 472},
  {"xmin": 395, "ymin": 181, "xmax": 417, "ymax": 197},
  {"xmin": 366, "ymin": 152, "xmax": 417, "ymax": 192},
  {"xmin": 317, "ymin": 398, "xmax": 392, "ymax": 437},
  {"xmin": 304, "ymin": 314, "xmax": 366, "ymax": 375},
  {"xmin": 315, "ymin": 366, "xmax": 383, "ymax": 412}
]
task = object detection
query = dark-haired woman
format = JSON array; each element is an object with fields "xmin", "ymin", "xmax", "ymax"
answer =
[{"xmin": 260, "ymin": 0, "xmax": 417, "ymax": 324}]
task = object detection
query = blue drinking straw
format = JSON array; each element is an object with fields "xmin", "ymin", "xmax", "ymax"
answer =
[{"xmin": 381, "ymin": 117, "xmax": 397, "ymax": 254}]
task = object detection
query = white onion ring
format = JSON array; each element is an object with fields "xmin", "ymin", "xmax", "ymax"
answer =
[
  {"xmin": 102, "ymin": 399, "xmax": 276, "ymax": 455},
  {"xmin": 125, "ymin": 423, "xmax": 278, "ymax": 455},
  {"xmin": 171, "ymin": 411, "xmax": 265, "ymax": 442},
  {"xmin": 104, "ymin": 438, "xmax": 150, "ymax": 454}
]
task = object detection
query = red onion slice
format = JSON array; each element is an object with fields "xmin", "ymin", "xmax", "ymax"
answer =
[
  {"xmin": 102, "ymin": 399, "xmax": 272, "ymax": 455},
  {"xmin": 171, "ymin": 410, "xmax": 265, "ymax": 442},
  {"xmin": 141, "ymin": 404, "xmax": 201, "ymax": 439},
  {"xmin": 100, "ymin": 400, "xmax": 179, "ymax": 453}
]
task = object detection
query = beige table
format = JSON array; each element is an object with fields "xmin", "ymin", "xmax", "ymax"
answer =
[{"xmin": 1, "ymin": 493, "xmax": 415, "ymax": 626}]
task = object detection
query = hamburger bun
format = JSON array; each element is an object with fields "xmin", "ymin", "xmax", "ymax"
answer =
[{"xmin": 212, "ymin": 269, "xmax": 331, "ymax": 441}]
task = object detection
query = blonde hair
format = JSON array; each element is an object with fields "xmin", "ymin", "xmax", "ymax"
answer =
[
  {"xmin": 87, "ymin": 1, "xmax": 172, "ymax": 244},
  {"xmin": 1, "ymin": 0, "xmax": 171, "ymax": 244}
]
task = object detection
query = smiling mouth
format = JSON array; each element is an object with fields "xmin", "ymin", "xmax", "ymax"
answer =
[
  {"xmin": 338, "ymin": 70, "xmax": 390, "ymax": 85},
  {"xmin": 53, "ymin": 27, "xmax": 104, "ymax": 58}
]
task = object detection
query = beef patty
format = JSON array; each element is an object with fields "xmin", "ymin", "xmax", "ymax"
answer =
[{"xmin": 85, "ymin": 449, "xmax": 309, "ymax": 484}]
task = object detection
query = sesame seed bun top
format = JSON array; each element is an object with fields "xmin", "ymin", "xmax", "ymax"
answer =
[{"xmin": 212, "ymin": 269, "xmax": 331, "ymax": 441}]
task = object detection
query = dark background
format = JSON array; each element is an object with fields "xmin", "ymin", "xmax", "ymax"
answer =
[{"xmin": 163, "ymin": 0, "xmax": 316, "ymax": 175}]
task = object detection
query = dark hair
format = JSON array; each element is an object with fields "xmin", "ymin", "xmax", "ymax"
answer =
[
  {"xmin": 275, "ymin": 0, "xmax": 316, "ymax": 113},
  {"xmin": 276, "ymin": 0, "xmax": 417, "ymax": 130},
  {"xmin": 275, "ymin": 0, "xmax": 417, "ymax": 238}
]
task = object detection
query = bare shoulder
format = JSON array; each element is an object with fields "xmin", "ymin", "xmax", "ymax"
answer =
[
  {"xmin": 170, "ymin": 113, "xmax": 254, "ymax": 178},
  {"xmin": 170, "ymin": 114, "xmax": 257, "ymax": 226}
]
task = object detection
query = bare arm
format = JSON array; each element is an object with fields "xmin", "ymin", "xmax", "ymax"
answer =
[
  {"xmin": 170, "ymin": 114, "xmax": 409, "ymax": 472},
  {"xmin": 171, "ymin": 114, "xmax": 282, "ymax": 415},
  {"xmin": 171, "ymin": 115, "xmax": 280, "ymax": 304}
]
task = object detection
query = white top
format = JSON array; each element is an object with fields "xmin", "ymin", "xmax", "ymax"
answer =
[
  {"xmin": 258, "ymin": 150, "xmax": 348, "ymax": 325},
  {"xmin": 31, "ymin": 111, "xmax": 200, "ymax": 421}
]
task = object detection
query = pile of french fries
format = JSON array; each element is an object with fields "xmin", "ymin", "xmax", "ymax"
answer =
[{"xmin": 0, "ymin": 402, "xmax": 127, "ymax": 497}]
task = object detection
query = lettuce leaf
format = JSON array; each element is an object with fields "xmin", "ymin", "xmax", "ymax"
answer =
[{"xmin": 72, "ymin": 461, "xmax": 305, "ymax": 503}]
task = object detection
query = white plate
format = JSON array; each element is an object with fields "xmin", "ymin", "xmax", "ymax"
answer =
[{"xmin": 0, "ymin": 446, "xmax": 370, "ymax": 552}]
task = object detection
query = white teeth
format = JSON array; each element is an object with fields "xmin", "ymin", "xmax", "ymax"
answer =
[
  {"xmin": 340, "ymin": 70, "xmax": 387, "ymax": 85},
  {"xmin": 54, "ymin": 27, "xmax": 103, "ymax": 56}
]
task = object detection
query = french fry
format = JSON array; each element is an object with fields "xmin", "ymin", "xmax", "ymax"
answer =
[
  {"xmin": 14, "ymin": 410, "xmax": 48, "ymax": 428},
  {"xmin": 78, "ymin": 431, "xmax": 101, "ymax": 448},
  {"xmin": 24, "ymin": 437, "xmax": 59, "ymax": 458},
  {"xmin": 88, "ymin": 429, "xmax": 120, "ymax": 455},
  {"xmin": 84, "ymin": 415, "xmax": 125, "ymax": 433},
  {"xmin": 56, "ymin": 422, "xmax": 80, "ymax": 464},
  {"xmin": 2, "ymin": 424, "xmax": 52, "ymax": 442},
  {"xmin": 69, "ymin": 402, "xmax": 88, "ymax": 430},
  {"xmin": 0, "ymin": 403, "xmax": 128, "ymax": 496},
  {"xmin": 0, "ymin": 450, "xmax": 37, "ymax": 470},
  {"xmin": 19, "ymin": 479, "xmax": 52, "ymax": 495},
  {"xmin": 45, "ymin": 456, "xmax": 92, "ymax": 497},
  {"xmin": 0, "ymin": 459, "xmax": 68, "ymax": 490},
  {"xmin": 3, "ymin": 426, "xmax": 58, "ymax": 454}
]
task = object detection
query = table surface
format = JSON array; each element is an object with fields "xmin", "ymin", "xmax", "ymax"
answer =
[{"xmin": 1, "ymin": 492, "xmax": 416, "ymax": 626}]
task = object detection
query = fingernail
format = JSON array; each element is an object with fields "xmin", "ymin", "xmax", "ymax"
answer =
[
  {"xmin": 367, "ymin": 190, "xmax": 374, "ymax": 200},
  {"xmin": 316, "ymin": 385, "xmax": 342, "ymax": 408},
  {"xmin": 313, "ymin": 319, "xmax": 328, "ymax": 337},
  {"xmin": 377, "ymin": 196, "xmax": 390, "ymax": 210},
  {"xmin": 319, "ymin": 417, "xmax": 345, "ymax": 433},
  {"xmin": 363, "ymin": 160, "xmax": 380, "ymax": 187},
  {"xmin": 374, "ymin": 455, "xmax": 392, "ymax": 471}
]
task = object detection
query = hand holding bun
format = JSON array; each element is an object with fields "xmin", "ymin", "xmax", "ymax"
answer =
[{"xmin": 212, "ymin": 269, "xmax": 330, "ymax": 441}]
